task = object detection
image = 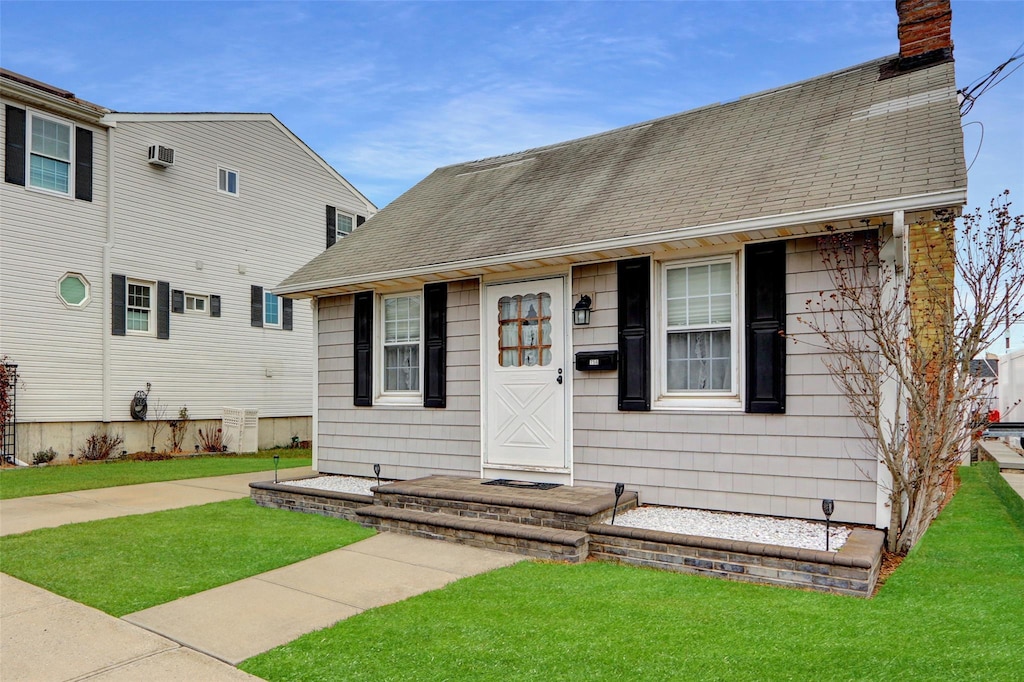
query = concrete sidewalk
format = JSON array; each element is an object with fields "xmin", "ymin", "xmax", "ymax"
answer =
[{"xmin": 0, "ymin": 467, "xmax": 313, "ymax": 536}]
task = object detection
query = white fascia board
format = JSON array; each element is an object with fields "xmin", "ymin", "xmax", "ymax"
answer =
[
  {"xmin": 103, "ymin": 112, "xmax": 377, "ymax": 212},
  {"xmin": 1, "ymin": 81, "xmax": 111, "ymax": 124},
  {"xmin": 275, "ymin": 188, "xmax": 967, "ymax": 296}
]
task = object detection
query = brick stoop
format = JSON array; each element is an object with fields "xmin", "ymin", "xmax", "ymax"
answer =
[
  {"xmin": 357, "ymin": 505, "xmax": 590, "ymax": 562},
  {"xmin": 250, "ymin": 480, "xmax": 372, "ymax": 523}
]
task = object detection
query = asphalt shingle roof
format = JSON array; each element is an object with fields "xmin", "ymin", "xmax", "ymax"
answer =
[{"xmin": 281, "ymin": 55, "xmax": 965, "ymax": 292}]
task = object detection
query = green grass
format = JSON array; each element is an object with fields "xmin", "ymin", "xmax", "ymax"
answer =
[
  {"xmin": 0, "ymin": 498, "xmax": 373, "ymax": 616},
  {"xmin": 241, "ymin": 463, "xmax": 1024, "ymax": 681},
  {"xmin": 0, "ymin": 448, "xmax": 311, "ymax": 499}
]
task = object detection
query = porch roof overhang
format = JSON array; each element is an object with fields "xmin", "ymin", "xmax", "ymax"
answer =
[{"xmin": 275, "ymin": 188, "xmax": 965, "ymax": 298}]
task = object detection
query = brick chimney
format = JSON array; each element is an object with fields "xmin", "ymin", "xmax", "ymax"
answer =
[{"xmin": 882, "ymin": 0, "xmax": 954, "ymax": 78}]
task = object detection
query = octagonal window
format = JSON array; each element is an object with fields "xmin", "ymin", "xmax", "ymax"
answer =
[{"xmin": 57, "ymin": 272, "xmax": 91, "ymax": 308}]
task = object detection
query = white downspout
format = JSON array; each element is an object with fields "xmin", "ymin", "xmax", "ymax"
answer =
[
  {"xmin": 101, "ymin": 124, "xmax": 116, "ymax": 423},
  {"xmin": 310, "ymin": 296, "xmax": 319, "ymax": 472}
]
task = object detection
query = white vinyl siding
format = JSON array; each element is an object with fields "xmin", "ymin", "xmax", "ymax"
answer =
[{"xmin": 29, "ymin": 112, "xmax": 72, "ymax": 195}]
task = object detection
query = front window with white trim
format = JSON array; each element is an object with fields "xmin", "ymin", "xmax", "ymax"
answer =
[
  {"xmin": 662, "ymin": 256, "xmax": 738, "ymax": 397},
  {"xmin": 264, "ymin": 291, "xmax": 281, "ymax": 328},
  {"xmin": 185, "ymin": 293, "xmax": 207, "ymax": 313},
  {"xmin": 126, "ymin": 280, "xmax": 153, "ymax": 334},
  {"xmin": 29, "ymin": 112, "xmax": 72, "ymax": 195},
  {"xmin": 218, "ymin": 167, "xmax": 239, "ymax": 195},
  {"xmin": 382, "ymin": 293, "xmax": 421, "ymax": 393}
]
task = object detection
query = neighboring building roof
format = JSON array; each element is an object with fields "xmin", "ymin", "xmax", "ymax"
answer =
[
  {"xmin": 1, "ymin": 68, "xmax": 110, "ymax": 121},
  {"xmin": 279, "ymin": 55, "xmax": 966, "ymax": 296},
  {"xmin": 971, "ymin": 359, "xmax": 999, "ymax": 379}
]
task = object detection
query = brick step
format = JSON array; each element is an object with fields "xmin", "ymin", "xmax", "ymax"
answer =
[
  {"xmin": 356, "ymin": 505, "xmax": 590, "ymax": 563},
  {"xmin": 373, "ymin": 476, "xmax": 638, "ymax": 532}
]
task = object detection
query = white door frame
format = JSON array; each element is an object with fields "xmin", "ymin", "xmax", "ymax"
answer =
[{"xmin": 480, "ymin": 274, "xmax": 573, "ymax": 484}]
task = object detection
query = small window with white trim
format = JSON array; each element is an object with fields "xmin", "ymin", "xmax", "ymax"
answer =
[
  {"xmin": 381, "ymin": 293, "xmax": 421, "ymax": 394},
  {"xmin": 218, "ymin": 167, "xmax": 239, "ymax": 195},
  {"xmin": 57, "ymin": 272, "xmax": 91, "ymax": 308},
  {"xmin": 264, "ymin": 291, "xmax": 281, "ymax": 328},
  {"xmin": 29, "ymin": 112, "xmax": 73, "ymax": 195},
  {"xmin": 126, "ymin": 280, "xmax": 154, "ymax": 334},
  {"xmin": 661, "ymin": 255, "xmax": 739, "ymax": 399},
  {"xmin": 185, "ymin": 293, "xmax": 207, "ymax": 313}
]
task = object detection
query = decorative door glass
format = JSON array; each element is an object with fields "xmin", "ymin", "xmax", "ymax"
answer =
[{"xmin": 497, "ymin": 292, "xmax": 552, "ymax": 367}]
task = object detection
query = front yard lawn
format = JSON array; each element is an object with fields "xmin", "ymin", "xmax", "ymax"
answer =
[
  {"xmin": 240, "ymin": 463, "xmax": 1024, "ymax": 681},
  {"xmin": 0, "ymin": 448, "xmax": 311, "ymax": 500},
  {"xmin": 0, "ymin": 498, "xmax": 373, "ymax": 616}
]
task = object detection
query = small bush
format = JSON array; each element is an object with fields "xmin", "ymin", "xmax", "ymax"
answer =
[
  {"xmin": 32, "ymin": 447, "xmax": 58, "ymax": 465},
  {"xmin": 197, "ymin": 427, "xmax": 226, "ymax": 453},
  {"xmin": 79, "ymin": 432, "xmax": 125, "ymax": 461},
  {"xmin": 169, "ymin": 405, "xmax": 190, "ymax": 453},
  {"xmin": 127, "ymin": 451, "xmax": 173, "ymax": 462}
]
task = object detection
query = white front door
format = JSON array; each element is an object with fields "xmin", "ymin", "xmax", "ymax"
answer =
[{"xmin": 483, "ymin": 277, "xmax": 568, "ymax": 473}]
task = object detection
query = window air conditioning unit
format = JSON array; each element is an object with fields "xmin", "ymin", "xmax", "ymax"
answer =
[{"xmin": 147, "ymin": 145, "xmax": 175, "ymax": 167}]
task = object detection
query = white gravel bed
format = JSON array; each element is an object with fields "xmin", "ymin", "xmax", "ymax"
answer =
[
  {"xmin": 615, "ymin": 505, "xmax": 851, "ymax": 552},
  {"xmin": 283, "ymin": 475, "xmax": 385, "ymax": 496}
]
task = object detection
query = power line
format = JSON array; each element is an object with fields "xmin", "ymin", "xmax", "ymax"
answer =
[{"xmin": 959, "ymin": 40, "xmax": 1024, "ymax": 117}]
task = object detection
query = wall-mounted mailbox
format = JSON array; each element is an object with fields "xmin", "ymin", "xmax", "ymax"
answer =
[{"xmin": 575, "ymin": 350, "xmax": 618, "ymax": 372}]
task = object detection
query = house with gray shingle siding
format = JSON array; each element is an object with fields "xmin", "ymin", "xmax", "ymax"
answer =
[{"xmin": 278, "ymin": 1, "xmax": 966, "ymax": 530}]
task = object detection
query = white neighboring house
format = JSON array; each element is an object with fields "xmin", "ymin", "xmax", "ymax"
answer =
[{"xmin": 0, "ymin": 70, "xmax": 375, "ymax": 458}]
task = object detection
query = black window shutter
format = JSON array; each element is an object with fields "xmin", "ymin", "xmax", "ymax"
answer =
[
  {"xmin": 157, "ymin": 281, "xmax": 170, "ymax": 339},
  {"xmin": 423, "ymin": 282, "xmax": 447, "ymax": 408},
  {"xmin": 356, "ymin": 215, "xmax": 366, "ymax": 227},
  {"xmin": 5, "ymin": 105, "xmax": 26, "ymax": 186},
  {"xmin": 618, "ymin": 257, "xmax": 651, "ymax": 411},
  {"xmin": 74, "ymin": 127, "xmax": 93, "ymax": 202},
  {"xmin": 282, "ymin": 297, "xmax": 293, "ymax": 331},
  {"xmin": 251, "ymin": 285, "xmax": 263, "ymax": 327},
  {"xmin": 326, "ymin": 205, "xmax": 336, "ymax": 248},
  {"xmin": 111, "ymin": 274, "xmax": 126, "ymax": 336},
  {"xmin": 171, "ymin": 289, "xmax": 185, "ymax": 314},
  {"xmin": 353, "ymin": 291, "xmax": 374, "ymax": 406},
  {"xmin": 210, "ymin": 295, "xmax": 221, "ymax": 317},
  {"xmin": 745, "ymin": 242, "xmax": 787, "ymax": 413}
]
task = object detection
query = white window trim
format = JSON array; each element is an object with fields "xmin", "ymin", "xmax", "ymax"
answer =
[
  {"xmin": 126, "ymin": 279, "xmax": 155, "ymax": 336},
  {"xmin": 56, "ymin": 272, "xmax": 91, "ymax": 309},
  {"xmin": 263, "ymin": 290, "xmax": 282, "ymax": 329},
  {"xmin": 218, "ymin": 167, "xmax": 239, "ymax": 196},
  {"xmin": 653, "ymin": 253, "xmax": 743, "ymax": 411},
  {"xmin": 26, "ymin": 109, "xmax": 74, "ymax": 198},
  {"xmin": 333, "ymin": 208, "xmax": 355, "ymax": 240},
  {"xmin": 376, "ymin": 291, "xmax": 423, "ymax": 404},
  {"xmin": 185, "ymin": 293, "xmax": 208, "ymax": 314}
]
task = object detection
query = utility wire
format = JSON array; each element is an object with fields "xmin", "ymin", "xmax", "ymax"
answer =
[
  {"xmin": 959, "ymin": 40, "xmax": 1024, "ymax": 117},
  {"xmin": 961, "ymin": 120, "xmax": 984, "ymax": 172}
]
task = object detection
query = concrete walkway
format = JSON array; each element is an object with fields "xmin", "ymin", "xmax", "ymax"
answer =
[{"xmin": 0, "ymin": 471, "xmax": 522, "ymax": 680}]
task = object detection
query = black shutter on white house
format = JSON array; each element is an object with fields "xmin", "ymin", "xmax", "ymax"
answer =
[
  {"xmin": 74, "ymin": 127, "xmax": 93, "ymax": 202},
  {"xmin": 745, "ymin": 242, "xmax": 787, "ymax": 413},
  {"xmin": 171, "ymin": 289, "xmax": 185, "ymax": 314},
  {"xmin": 251, "ymin": 286, "xmax": 263, "ymax": 327},
  {"xmin": 356, "ymin": 215, "xmax": 366, "ymax": 227},
  {"xmin": 111, "ymin": 274, "xmax": 126, "ymax": 336},
  {"xmin": 617, "ymin": 257, "xmax": 651, "ymax": 411},
  {"xmin": 326, "ymin": 205, "xmax": 336, "ymax": 248},
  {"xmin": 210, "ymin": 295, "xmax": 221, "ymax": 317},
  {"xmin": 157, "ymin": 281, "xmax": 170, "ymax": 340},
  {"xmin": 422, "ymin": 282, "xmax": 447, "ymax": 408},
  {"xmin": 5, "ymin": 106, "xmax": 26, "ymax": 186},
  {"xmin": 353, "ymin": 291, "xmax": 374, "ymax": 406},
  {"xmin": 282, "ymin": 298, "xmax": 293, "ymax": 331}
]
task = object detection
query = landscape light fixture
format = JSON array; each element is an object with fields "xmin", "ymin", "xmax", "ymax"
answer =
[
  {"xmin": 822, "ymin": 498, "xmax": 835, "ymax": 551},
  {"xmin": 273, "ymin": 454, "xmax": 280, "ymax": 483},
  {"xmin": 611, "ymin": 482, "xmax": 626, "ymax": 525},
  {"xmin": 374, "ymin": 463, "xmax": 381, "ymax": 488},
  {"xmin": 573, "ymin": 295, "xmax": 592, "ymax": 326}
]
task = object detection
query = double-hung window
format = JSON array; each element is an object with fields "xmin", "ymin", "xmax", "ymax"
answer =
[
  {"xmin": 29, "ymin": 113, "xmax": 72, "ymax": 195},
  {"xmin": 662, "ymin": 256, "xmax": 738, "ymax": 398},
  {"xmin": 264, "ymin": 291, "xmax": 281, "ymax": 328},
  {"xmin": 126, "ymin": 280, "xmax": 153, "ymax": 334},
  {"xmin": 382, "ymin": 294, "xmax": 421, "ymax": 394}
]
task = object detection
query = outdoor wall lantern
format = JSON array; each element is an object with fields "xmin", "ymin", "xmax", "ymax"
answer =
[
  {"xmin": 573, "ymin": 295, "xmax": 592, "ymax": 326},
  {"xmin": 822, "ymin": 498, "xmax": 835, "ymax": 551}
]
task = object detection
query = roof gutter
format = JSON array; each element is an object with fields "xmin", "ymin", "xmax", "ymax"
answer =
[{"xmin": 276, "ymin": 188, "xmax": 967, "ymax": 296}]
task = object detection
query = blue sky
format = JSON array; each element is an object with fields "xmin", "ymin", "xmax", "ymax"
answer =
[{"xmin": 3, "ymin": 1, "xmax": 1022, "ymax": 343}]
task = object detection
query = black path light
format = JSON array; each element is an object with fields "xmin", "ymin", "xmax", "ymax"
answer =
[
  {"xmin": 273, "ymin": 454, "xmax": 280, "ymax": 483},
  {"xmin": 374, "ymin": 463, "xmax": 381, "ymax": 488},
  {"xmin": 611, "ymin": 482, "xmax": 626, "ymax": 525},
  {"xmin": 822, "ymin": 499, "xmax": 835, "ymax": 551}
]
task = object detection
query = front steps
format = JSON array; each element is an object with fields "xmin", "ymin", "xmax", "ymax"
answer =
[{"xmin": 354, "ymin": 475, "xmax": 638, "ymax": 562}]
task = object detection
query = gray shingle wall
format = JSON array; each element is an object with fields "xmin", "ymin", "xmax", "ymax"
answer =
[
  {"xmin": 571, "ymin": 237, "xmax": 877, "ymax": 525},
  {"xmin": 315, "ymin": 279, "xmax": 481, "ymax": 479},
  {"xmin": 283, "ymin": 58, "xmax": 963, "ymax": 291}
]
